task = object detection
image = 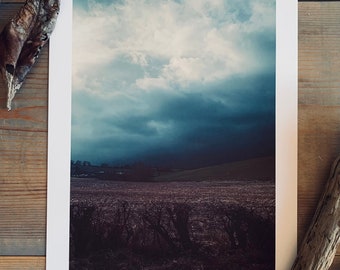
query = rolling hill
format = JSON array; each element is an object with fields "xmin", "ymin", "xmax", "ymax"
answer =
[{"xmin": 153, "ymin": 156, "xmax": 275, "ymax": 182}]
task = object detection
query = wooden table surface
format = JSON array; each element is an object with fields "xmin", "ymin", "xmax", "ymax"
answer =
[
  {"xmin": 0, "ymin": 1, "xmax": 46, "ymax": 268},
  {"xmin": 0, "ymin": 1, "xmax": 339, "ymax": 269},
  {"xmin": 298, "ymin": 1, "xmax": 340, "ymax": 269}
]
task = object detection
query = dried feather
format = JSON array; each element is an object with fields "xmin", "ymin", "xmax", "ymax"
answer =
[{"xmin": 0, "ymin": 0, "xmax": 60, "ymax": 110}]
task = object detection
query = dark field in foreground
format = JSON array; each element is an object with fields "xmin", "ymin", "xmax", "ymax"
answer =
[{"xmin": 70, "ymin": 179, "xmax": 275, "ymax": 270}]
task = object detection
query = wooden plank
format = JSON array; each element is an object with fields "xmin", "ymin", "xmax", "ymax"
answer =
[
  {"xmin": 0, "ymin": 2, "xmax": 48, "ymax": 256},
  {"xmin": 330, "ymin": 255, "xmax": 340, "ymax": 270},
  {"xmin": 0, "ymin": 256, "xmax": 45, "ymax": 270},
  {"xmin": 298, "ymin": 1, "xmax": 340, "ymax": 265},
  {"xmin": 0, "ymin": 1, "xmax": 25, "ymax": 3}
]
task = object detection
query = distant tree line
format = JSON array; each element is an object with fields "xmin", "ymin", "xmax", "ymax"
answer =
[{"xmin": 71, "ymin": 160, "xmax": 172, "ymax": 181}]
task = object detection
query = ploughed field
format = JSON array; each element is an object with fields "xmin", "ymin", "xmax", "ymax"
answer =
[
  {"xmin": 70, "ymin": 178, "xmax": 275, "ymax": 270},
  {"xmin": 71, "ymin": 178, "xmax": 274, "ymax": 219}
]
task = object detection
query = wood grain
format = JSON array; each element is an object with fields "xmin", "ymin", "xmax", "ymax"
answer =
[
  {"xmin": 298, "ymin": 1, "xmax": 340, "ymax": 267},
  {"xmin": 293, "ymin": 155, "xmax": 340, "ymax": 269},
  {"xmin": 0, "ymin": 256, "xmax": 45, "ymax": 270},
  {"xmin": 330, "ymin": 255, "xmax": 340, "ymax": 270},
  {"xmin": 0, "ymin": 1, "xmax": 48, "ymax": 259}
]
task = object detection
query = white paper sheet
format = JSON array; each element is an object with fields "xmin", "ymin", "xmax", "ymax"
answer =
[{"xmin": 45, "ymin": 0, "xmax": 297, "ymax": 269}]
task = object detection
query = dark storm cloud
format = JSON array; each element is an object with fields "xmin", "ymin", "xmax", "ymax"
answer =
[
  {"xmin": 142, "ymin": 74, "xmax": 275, "ymax": 167},
  {"xmin": 72, "ymin": 73, "xmax": 275, "ymax": 168},
  {"xmin": 71, "ymin": 0, "xmax": 276, "ymax": 168}
]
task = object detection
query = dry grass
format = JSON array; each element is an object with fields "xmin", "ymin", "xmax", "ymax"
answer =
[{"xmin": 70, "ymin": 178, "xmax": 275, "ymax": 270}]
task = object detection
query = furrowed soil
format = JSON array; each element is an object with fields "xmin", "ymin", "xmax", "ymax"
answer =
[
  {"xmin": 71, "ymin": 178, "xmax": 274, "ymax": 214},
  {"xmin": 70, "ymin": 178, "xmax": 275, "ymax": 270}
]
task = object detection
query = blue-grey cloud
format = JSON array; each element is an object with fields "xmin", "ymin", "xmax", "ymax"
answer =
[
  {"xmin": 71, "ymin": 0, "xmax": 275, "ymax": 168},
  {"xmin": 72, "ymin": 73, "xmax": 275, "ymax": 167}
]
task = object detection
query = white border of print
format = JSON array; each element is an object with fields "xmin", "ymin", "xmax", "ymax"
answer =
[
  {"xmin": 44, "ymin": 0, "xmax": 297, "ymax": 269},
  {"xmin": 45, "ymin": 1, "xmax": 72, "ymax": 270},
  {"xmin": 276, "ymin": 0, "xmax": 298, "ymax": 269}
]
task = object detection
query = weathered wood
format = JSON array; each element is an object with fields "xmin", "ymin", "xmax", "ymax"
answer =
[
  {"xmin": 0, "ymin": 1, "xmax": 48, "ymax": 257},
  {"xmin": 292, "ymin": 155, "xmax": 340, "ymax": 269},
  {"xmin": 0, "ymin": 256, "xmax": 45, "ymax": 269},
  {"xmin": 1, "ymin": 1, "xmax": 26, "ymax": 3},
  {"xmin": 298, "ymin": 2, "xmax": 340, "ymax": 266},
  {"xmin": 330, "ymin": 255, "xmax": 340, "ymax": 270}
]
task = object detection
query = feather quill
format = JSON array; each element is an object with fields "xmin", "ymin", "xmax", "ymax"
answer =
[{"xmin": 0, "ymin": 0, "xmax": 60, "ymax": 110}]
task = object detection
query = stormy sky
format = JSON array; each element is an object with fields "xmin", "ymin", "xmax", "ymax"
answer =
[{"xmin": 71, "ymin": 0, "xmax": 275, "ymax": 168}]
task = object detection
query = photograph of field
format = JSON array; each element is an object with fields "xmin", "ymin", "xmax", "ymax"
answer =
[
  {"xmin": 70, "ymin": 0, "xmax": 276, "ymax": 269},
  {"xmin": 70, "ymin": 158, "xmax": 274, "ymax": 269}
]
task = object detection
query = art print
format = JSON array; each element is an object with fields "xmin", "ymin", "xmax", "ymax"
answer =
[{"xmin": 69, "ymin": 0, "xmax": 276, "ymax": 269}]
